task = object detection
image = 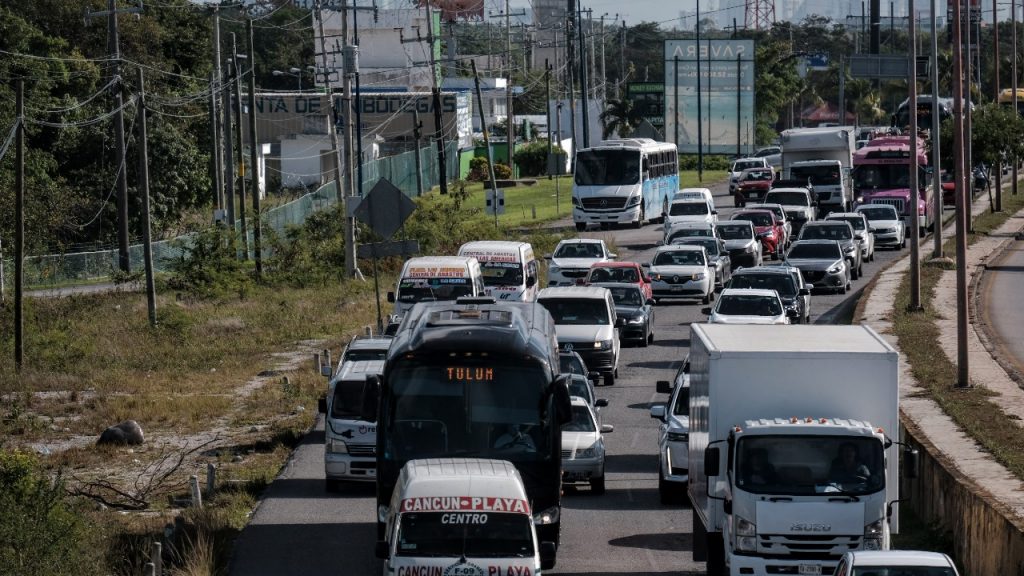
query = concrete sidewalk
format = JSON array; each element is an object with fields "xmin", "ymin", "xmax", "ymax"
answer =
[{"xmin": 859, "ymin": 193, "xmax": 1024, "ymax": 549}]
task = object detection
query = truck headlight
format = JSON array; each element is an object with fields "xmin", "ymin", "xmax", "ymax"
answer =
[
  {"xmin": 595, "ymin": 339, "xmax": 612, "ymax": 350},
  {"xmin": 863, "ymin": 518, "xmax": 885, "ymax": 550},
  {"xmin": 735, "ymin": 515, "xmax": 756, "ymax": 552},
  {"xmin": 327, "ymin": 439, "xmax": 349, "ymax": 454},
  {"xmin": 571, "ymin": 196, "xmax": 580, "ymax": 207},
  {"xmin": 533, "ymin": 506, "xmax": 560, "ymax": 525},
  {"xmin": 667, "ymin": 431, "xmax": 689, "ymax": 442}
]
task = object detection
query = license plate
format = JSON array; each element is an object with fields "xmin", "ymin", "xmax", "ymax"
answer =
[
  {"xmin": 563, "ymin": 471, "xmax": 589, "ymax": 481},
  {"xmin": 798, "ymin": 564, "xmax": 822, "ymax": 575},
  {"xmin": 671, "ymin": 286, "xmax": 684, "ymax": 292}
]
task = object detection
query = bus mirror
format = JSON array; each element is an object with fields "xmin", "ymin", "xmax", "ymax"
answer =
[
  {"xmin": 386, "ymin": 291, "xmax": 396, "ymax": 303},
  {"xmin": 904, "ymin": 447, "xmax": 920, "ymax": 480},
  {"xmin": 551, "ymin": 375, "xmax": 572, "ymax": 425},
  {"xmin": 360, "ymin": 375, "xmax": 381, "ymax": 423}
]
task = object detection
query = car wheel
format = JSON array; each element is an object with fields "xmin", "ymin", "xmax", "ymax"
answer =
[
  {"xmin": 640, "ymin": 329, "xmax": 650, "ymax": 348},
  {"xmin": 850, "ymin": 262, "xmax": 859, "ymax": 280},
  {"xmin": 604, "ymin": 371, "xmax": 615, "ymax": 386},
  {"xmin": 659, "ymin": 466, "xmax": 685, "ymax": 505},
  {"xmin": 634, "ymin": 205, "xmax": 645, "ymax": 229},
  {"xmin": 805, "ymin": 313, "xmax": 811, "ymax": 324},
  {"xmin": 648, "ymin": 330, "xmax": 654, "ymax": 344},
  {"xmin": 575, "ymin": 222, "xmax": 586, "ymax": 231},
  {"xmin": 857, "ymin": 263, "xmax": 863, "ymax": 277},
  {"xmin": 901, "ymin": 234, "xmax": 907, "ymax": 249},
  {"xmin": 702, "ymin": 292, "xmax": 711, "ymax": 305},
  {"xmin": 590, "ymin": 474, "xmax": 606, "ymax": 495}
]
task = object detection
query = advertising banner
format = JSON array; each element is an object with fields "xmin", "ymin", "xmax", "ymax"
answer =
[{"xmin": 664, "ymin": 39, "xmax": 755, "ymax": 156}]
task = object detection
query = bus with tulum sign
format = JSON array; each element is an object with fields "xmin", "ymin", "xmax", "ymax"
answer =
[{"xmin": 377, "ymin": 458, "xmax": 553, "ymax": 576}]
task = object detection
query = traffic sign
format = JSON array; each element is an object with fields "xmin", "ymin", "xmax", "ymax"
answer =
[
  {"xmin": 351, "ymin": 178, "xmax": 416, "ymax": 240},
  {"xmin": 849, "ymin": 55, "xmax": 909, "ymax": 79}
]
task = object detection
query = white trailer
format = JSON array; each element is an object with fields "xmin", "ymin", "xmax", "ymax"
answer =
[
  {"xmin": 687, "ymin": 324, "xmax": 917, "ymax": 576},
  {"xmin": 780, "ymin": 127, "xmax": 856, "ymax": 215}
]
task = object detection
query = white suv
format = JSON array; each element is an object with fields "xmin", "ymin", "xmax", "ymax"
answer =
[
  {"xmin": 538, "ymin": 286, "xmax": 622, "ymax": 385},
  {"xmin": 545, "ymin": 238, "xmax": 616, "ymax": 287}
]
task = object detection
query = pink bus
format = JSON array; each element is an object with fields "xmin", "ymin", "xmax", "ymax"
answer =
[{"xmin": 852, "ymin": 136, "xmax": 934, "ymax": 237}]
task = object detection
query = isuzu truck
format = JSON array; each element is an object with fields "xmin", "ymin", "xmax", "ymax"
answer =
[
  {"xmin": 780, "ymin": 127, "xmax": 856, "ymax": 216},
  {"xmin": 687, "ymin": 324, "xmax": 917, "ymax": 576}
]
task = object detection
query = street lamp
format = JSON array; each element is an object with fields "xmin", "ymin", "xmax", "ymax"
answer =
[{"xmin": 272, "ymin": 67, "xmax": 303, "ymax": 91}]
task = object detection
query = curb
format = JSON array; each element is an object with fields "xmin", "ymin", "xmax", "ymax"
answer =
[{"xmin": 971, "ymin": 226, "xmax": 1024, "ymax": 390}]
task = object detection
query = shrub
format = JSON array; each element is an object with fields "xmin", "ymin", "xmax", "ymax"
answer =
[
  {"xmin": 678, "ymin": 154, "xmax": 731, "ymax": 172},
  {"xmin": 468, "ymin": 157, "xmax": 491, "ymax": 181},
  {"xmin": 264, "ymin": 205, "xmax": 348, "ymax": 286},
  {"xmin": 493, "ymin": 163, "xmax": 513, "ymax": 179},
  {"xmin": 166, "ymin": 225, "xmax": 254, "ymax": 299},
  {"xmin": 513, "ymin": 140, "xmax": 558, "ymax": 177}
]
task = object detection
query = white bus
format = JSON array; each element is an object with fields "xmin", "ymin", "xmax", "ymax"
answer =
[{"xmin": 572, "ymin": 139, "xmax": 679, "ymax": 231}]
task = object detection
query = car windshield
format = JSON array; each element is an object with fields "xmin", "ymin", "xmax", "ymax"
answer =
[
  {"xmin": 670, "ymin": 202, "xmax": 709, "ymax": 216},
  {"xmin": 588, "ymin": 266, "xmax": 639, "ymax": 283},
  {"xmin": 788, "ymin": 243, "xmax": 842, "ymax": 259},
  {"xmin": 562, "ymin": 404, "xmax": 596, "ymax": 432},
  {"xmin": 765, "ymin": 192, "xmax": 810, "ymax": 206},
  {"xmin": 715, "ymin": 294, "xmax": 782, "ymax": 316},
  {"xmin": 735, "ymin": 435, "xmax": 885, "ymax": 496},
  {"xmin": 608, "ymin": 286, "xmax": 644, "ymax": 307},
  {"xmin": 802, "ymin": 225, "xmax": 852, "ymax": 241},
  {"xmin": 830, "ymin": 217, "xmax": 866, "ymax": 231},
  {"xmin": 672, "ymin": 386, "xmax": 689, "ymax": 417},
  {"xmin": 653, "ymin": 250, "xmax": 705, "ymax": 266},
  {"xmin": 396, "ymin": 512, "xmax": 534, "ymax": 558},
  {"xmin": 853, "ymin": 164, "xmax": 910, "ymax": 190},
  {"xmin": 480, "ymin": 262, "xmax": 524, "ymax": 287},
  {"xmin": 568, "ymin": 376, "xmax": 594, "ymax": 405},
  {"xmin": 858, "ymin": 206, "xmax": 899, "ymax": 221},
  {"xmin": 668, "ymin": 228, "xmax": 713, "ymax": 241},
  {"xmin": 554, "ymin": 242, "xmax": 604, "ymax": 259},
  {"xmin": 675, "ymin": 238, "xmax": 719, "ymax": 256},
  {"xmin": 733, "ymin": 160, "xmax": 762, "ymax": 172},
  {"xmin": 735, "ymin": 212, "xmax": 774, "ymax": 227},
  {"xmin": 397, "ymin": 278, "xmax": 474, "ymax": 304},
  {"xmin": 574, "ymin": 149, "xmax": 641, "ymax": 186},
  {"xmin": 559, "ymin": 353, "xmax": 587, "ymax": 376},
  {"xmin": 750, "ymin": 205, "xmax": 786, "ymax": 221},
  {"xmin": 538, "ymin": 298, "xmax": 610, "ymax": 325},
  {"xmin": 729, "ymin": 274, "xmax": 797, "ymax": 297},
  {"xmin": 717, "ymin": 224, "xmax": 753, "ymax": 240},
  {"xmin": 850, "ymin": 567, "xmax": 957, "ymax": 576},
  {"xmin": 790, "ymin": 164, "xmax": 840, "ymax": 185}
]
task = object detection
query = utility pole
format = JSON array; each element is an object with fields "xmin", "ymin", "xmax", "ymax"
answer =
[
  {"xmin": 472, "ymin": 60, "xmax": 500, "ymax": 224},
  {"xmin": 908, "ymin": 0, "xmax": 921, "ymax": 311},
  {"xmin": 545, "ymin": 60, "xmax": 553, "ymax": 175},
  {"xmin": 577, "ymin": 0, "xmax": 590, "ymax": 148},
  {"xmin": 247, "ymin": 19, "xmax": 263, "ymax": 279},
  {"xmin": 494, "ymin": 0, "xmax": 527, "ymax": 167},
  {"xmin": 314, "ymin": 0, "xmax": 358, "ymax": 278},
  {"xmin": 1014, "ymin": 0, "xmax": 1019, "ymax": 197},
  {"xmin": 952, "ymin": 0, "xmax": 971, "ymax": 388},
  {"xmin": 14, "ymin": 80, "xmax": 24, "ymax": 370},
  {"xmin": 995, "ymin": 0, "xmax": 1002, "ymax": 212},
  {"xmin": 86, "ymin": 0, "xmax": 143, "ymax": 273},
  {"xmin": 401, "ymin": 6, "xmax": 448, "ymax": 194},
  {"xmin": 696, "ymin": 0, "xmax": 704, "ymax": 181},
  {"xmin": 555, "ymin": 101, "xmax": 563, "ymax": 213},
  {"xmin": 674, "ymin": 56, "xmax": 680, "ymax": 147},
  {"xmin": 208, "ymin": 71, "xmax": 222, "ymax": 214},
  {"xmin": 350, "ymin": 1, "xmax": 377, "ymax": 196},
  {"xmin": 931, "ymin": 0, "xmax": 943, "ymax": 257},
  {"xmin": 599, "ymin": 14, "xmax": 608, "ymax": 101},
  {"xmin": 210, "ymin": 5, "xmax": 224, "ymax": 210},
  {"xmin": 412, "ymin": 109, "xmax": 424, "ymax": 197},
  {"xmin": 136, "ymin": 68, "xmax": 157, "ymax": 327},
  {"xmin": 587, "ymin": 9, "xmax": 596, "ymax": 104},
  {"xmin": 619, "ymin": 21, "xmax": 626, "ymax": 99},
  {"xmin": 567, "ymin": 4, "xmax": 578, "ymax": 172},
  {"xmin": 232, "ymin": 34, "xmax": 249, "ymax": 259},
  {"xmin": 222, "ymin": 57, "xmax": 235, "ymax": 234}
]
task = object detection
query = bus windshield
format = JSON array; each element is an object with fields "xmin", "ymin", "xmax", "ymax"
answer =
[
  {"xmin": 396, "ymin": 512, "xmax": 534, "ymax": 558},
  {"xmin": 574, "ymin": 150, "xmax": 641, "ymax": 186},
  {"xmin": 384, "ymin": 360, "xmax": 552, "ymax": 462}
]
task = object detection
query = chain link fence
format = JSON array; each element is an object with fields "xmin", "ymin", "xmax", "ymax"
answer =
[{"xmin": 1, "ymin": 142, "xmax": 458, "ymax": 289}]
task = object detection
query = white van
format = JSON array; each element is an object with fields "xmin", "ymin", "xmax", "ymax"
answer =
[
  {"xmin": 663, "ymin": 198, "xmax": 718, "ymax": 232},
  {"xmin": 387, "ymin": 256, "xmax": 485, "ymax": 317},
  {"xmin": 378, "ymin": 458, "xmax": 552, "ymax": 575},
  {"xmin": 672, "ymin": 187, "xmax": 715, "ymax": 209},
  {"xmin": 537, "ymin": 286, "xmax": 622, "ymax": 386},
  {"xmin": 457, "ymin": 241, "xmax": 540, "ymax": 302},
  {"xmin": 318, "ymin": 359, "xmax": 385, "ymax": 490}
]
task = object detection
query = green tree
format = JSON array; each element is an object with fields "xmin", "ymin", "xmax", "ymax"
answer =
[{"xmin": 599, "ymin": 98, "xmax": 642, "ymax": 138}]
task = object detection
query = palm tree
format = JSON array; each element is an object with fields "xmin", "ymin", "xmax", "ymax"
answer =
[{"xmin": 600, "ymin": 98, "xmax": 642, "ymax": 139}]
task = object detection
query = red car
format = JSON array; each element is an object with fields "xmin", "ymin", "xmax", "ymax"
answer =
[
  {"xmin": 732, "ymin": 209, "xmax": 785, "ymax": 260},
  {"xmin": 582, "ymin": 261, "xmax": 654, "ymax": 301},
  {"xmin": 735, "ymin": 167, "xmax": 775, "ymax": 206},
  {"xmin": 940, "ymin": 170, "xmax": 956, "ymax": 206}
]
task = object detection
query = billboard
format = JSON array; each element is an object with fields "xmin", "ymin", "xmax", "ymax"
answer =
[
  {"xmin": 664, "ymin": 39, "xmax": 755, "ymax": 155},
  {"xmin": 626, "ymin": 82, "xmax": 665, "ymax": 133}
]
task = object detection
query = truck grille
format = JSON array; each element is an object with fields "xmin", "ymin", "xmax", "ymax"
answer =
[
  {"xmin": 347, "ymin": 444, "xmax": 376, "ymax": 457},
  {"xmin": 758, "ymin": 534, "xmax": 861, "ymax": 560},
  {"xmin": 581, "ymin": 197, "xmax": 628, "ymax": 210},
  {"xmin": 871, "ymin": 198, "xmax": 905, "ymax": 214},
  {"xmin": 561, "ymin": 449, "xmax": 574, "ymax": 459}
]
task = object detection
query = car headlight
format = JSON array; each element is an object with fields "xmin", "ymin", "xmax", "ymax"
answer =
[
  {"xmin": 533, "ymin": 505, "xmax": 560, "ymax": 525},
  {"xmin": 843, "ymin": 244, "xmax": 856, "ymax": 253},
  {"xmin": 827, "ymin": 264, "xmax": 843, "ymax": 274},
  {"xmin": 745, "ymin": 243, "xmax": 756, "ymax": 252},
  {"xmin": 595, "ymin": 339, "xmax": 612, "ymax": 350},
  {"xmin": 627, "ymin": 195, "xmax": 641, "ymax": 206},
  {"xmin": 650, "ymin": 273, "xmax": 662, "ymax": 281},
  {"xmin": 327, "ymin": 439, "xmax": 349, "ymax": 454},
  {"xmin": 692, "ymin": 272, "xmax": 706, "ymax": 280},
  {"xmin": 667, "ymin": 431, "xmax": 689, "ymax": 442},
  {"xmin": 758, "ymin": 230, "xmax": 775, "ymax": 239},
  {"xmin": 735, "ymin": 515, "xmax": 757, "ymax": 552},
  {"xmin": 863, "ymin": 518, "xmax": 885, "ymax": 550},
  {"xmin": 575, "ymin": 445, "xmax": 599, "ymax": 458},
  {"xmin": 627, "ymin": 316, "xmax": 644, "ymax": 325}
]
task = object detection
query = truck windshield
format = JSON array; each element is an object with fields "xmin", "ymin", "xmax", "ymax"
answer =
[
  {"xmin": 330, "ymin": 380, "xmax": 364, "ymax": 419},
  {"xmin": 851, "ymin": 567, "xmax": 956, "ymax": 576},
  {"xmin": 735, "ymin": 435, "xmax": 885, "ymax": 496},
  {"xmin": 396, "ymin": 512, "xmax": 534, "ymax": 558},
  {"xmin": 480, "ymin": 262, "xmax": 524, "ymax": 287},
  {"xmin": 729, "ymin": 274, "xmax": 796, "ymax": 297},
  {"xmin": 790, "ymin": 165, "xmax": 840, "ymax": 186},
  {"xmin": 672, "ymin": 386, "xmax": 689, "ymax": 416},
  {"xmin": 764, "ymin": 192, "xmax": 809, "ymax": 206},
  {"xmin": 670, "ymin": 202, "xmax": 709, "ymax": 216},
  {"xmin": 853, "ymin": 164, "xmax": 910, "ymax": 190},
  {"xmin": 574, "ymin": 149, "xmax": 641, "ymax": 186},
  {"xmin": 397, "ymin": 278, "xmax": 473, "ymax": 304},
  {"xmin": 385, "ymin": 360, "xmax": 551, "ymax": 462},
  {"xmin": 538, "ymin": 299, "xmax": 610, "ymax": 325}
]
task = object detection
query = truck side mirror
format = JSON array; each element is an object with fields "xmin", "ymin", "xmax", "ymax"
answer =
[
  {"xmin": 600, "ymin": 424, "xmax": 615, "ymax": 433},
  {"xmin": 656, "ymin": 380, "xmax": 672, "ymax": 394},
  {"xmin": 904, "ymin": 447, "xmax": 920, "ymax": 480},
  {"xmin": 705, "ymin": 446, "xmax": 721, "ymax": 476},
  {"xmin": 650, "ymin": 404, "xmax": 666, "ymax": 420},
  {"xmin": 701, "ymin": 307, "xmax": 712, "ymax": 315},
  {"xmin": 386, "ymin": 291, "xmax": 396, "ymax": 303},
  {"xmin": 360, "ymin": 375, "xmax": 381, "ymax": 423},
  {"xmin": 375, "ymin": 541, "xmax": 389, "ymax": 559},
  {"xmin": 318, "ymin": 396, "xmax": 327, "ymax": 414}
]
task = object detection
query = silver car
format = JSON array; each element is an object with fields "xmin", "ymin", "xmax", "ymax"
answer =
[
  {"xmin": 651, "ymin": 358, "xmax": 690, "ymax": 504},
  {"xmin": 826, "ymin": 212, "xmax": 876, "ymax": 262},
  {"xmin": 798, "ymin": 220, "xmax": 864, "ymax": 280},
  {"xmin": 785, "ymin": 240, "xmax": 852, "ymax": 294},
  {"xmin": 562, "ymin": 396, "xmax": 613, "ymax": 494}
]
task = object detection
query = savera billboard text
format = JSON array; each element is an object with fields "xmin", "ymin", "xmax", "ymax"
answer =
[{"xmin": 664, "ymin": 39, "xmax": 755, "ymax": 156}]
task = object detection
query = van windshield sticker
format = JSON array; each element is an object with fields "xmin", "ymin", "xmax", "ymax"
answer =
[
  {"xmin": 407, "ymin": 266, "xmax": 468, "ymax": 278},
  {"xmin": 400, "ymin": 497, "xmax": 529, "ymax": 513},
  {"xmin": 441, "ymin": 513, "xmax": 489, "ymax": 525},
  {"xmin": 461, "ymin": 250, "xmax": 518, "ymax": 262}
]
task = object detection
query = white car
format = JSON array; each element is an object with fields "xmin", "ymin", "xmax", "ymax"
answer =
[
  {"xmin": 855, "ymin": 203, "xmax": 907, "ymax": 250},
  {"xmin": 561, "ymin": 396, "xmax": 613, "ymax": 494},
  {"xmin": 663, "ymin": 220, "xmax": 718, "ymax": 246},
  {"xmin": 545, "ymin": 238, "xmax": 616, "ymax": 287},
  {"xmin": 729, "ymin": 157, "xmax": 769, "ymax": 193},
  {"xmin": 663, "ymin": 198, "xmax": 717, "ymax": 231},
  {"xmin": 832, "ymin": 550, "xmax": 960, "ymax": 576},
  {"xmin": 651, "ymin": 357, "xmax": 690, "ymax": 504},
  {"xmin": 827, "ymin": 212, "xmax": 876, "ymax": 262},
  {"xmin": 704, "ymin": 287, "xmax": 789, "ymax": 325},
  {"xmin": 673, "ymin": 187, "xmax": 715, "ymax": 208},
  {"xmin": 646, "ymin": 244, "xmax": 715, "ymax": 304}
]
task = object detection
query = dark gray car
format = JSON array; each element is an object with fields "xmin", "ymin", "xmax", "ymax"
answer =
[
  {"xmin": 784, "ymin": 240, "xmax": 851, "ymax": 294},
  {"xmin": 797, "ymin": 220, "xmax": 864, "ymax": 280},
  {"xmin": 715, "ymin": 220, "xmax": 762, "ymax": 269},
  {"xmin": 726, "ymin": 266, "xmax": 812, "ymax": 324}
]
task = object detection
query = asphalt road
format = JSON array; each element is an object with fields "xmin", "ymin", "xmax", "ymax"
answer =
[
  {"xmin": 228, "ymin": 182, "xmax": 916, "ymax": 576},
  {"xmin": 980, "ymin": 235, "xmax": 1024, "ymax": 377}
]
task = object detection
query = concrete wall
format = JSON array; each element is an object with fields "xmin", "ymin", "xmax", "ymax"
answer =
[{"xmin": 901, "ymin": 416, "xmax": 1024, "ymax": 575}]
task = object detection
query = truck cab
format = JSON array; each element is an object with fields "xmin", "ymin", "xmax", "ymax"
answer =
[
  {"xmin": 780, "ymin": 127, "xmax": 856, "ymax": 216},
  {"xmin": 318, "ymin": 359, "xmax": 385, "ymax": 490}
]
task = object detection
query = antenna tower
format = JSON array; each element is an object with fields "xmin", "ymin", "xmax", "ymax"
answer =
[{"xmin": 744, "ymin": 0, "xmax": 776, "ymax": 30}]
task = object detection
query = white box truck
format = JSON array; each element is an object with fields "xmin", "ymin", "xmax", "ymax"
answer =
[
  {"xmin": 687, "ymin": 324, "xmax": 918, "ymax": 576},
  {"xmin": 780, "ymin": 127, "xmax": 856, "ymax": 215}
]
